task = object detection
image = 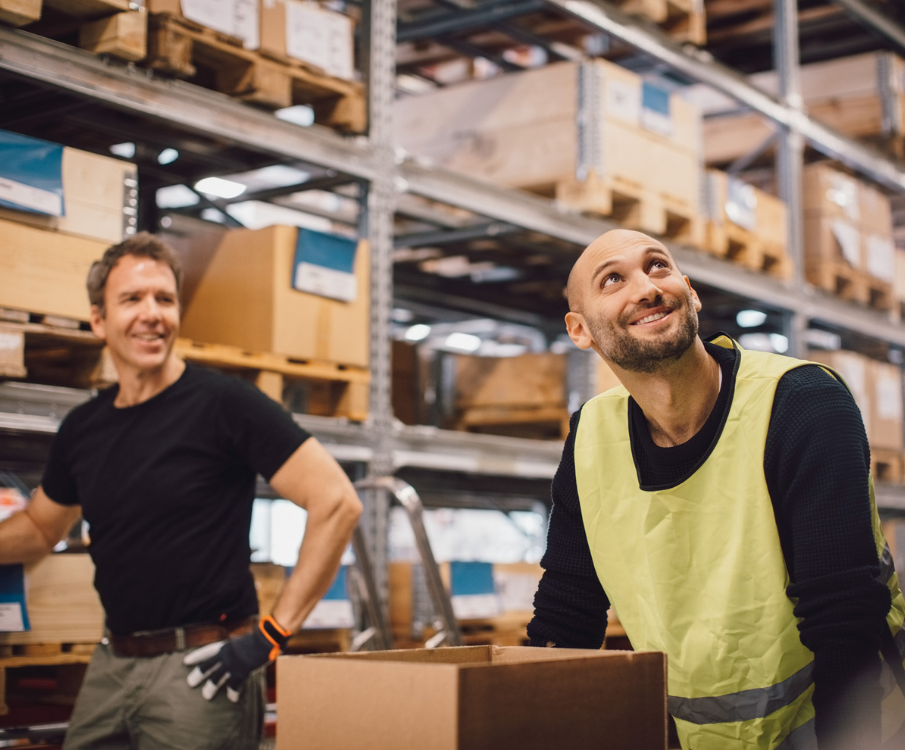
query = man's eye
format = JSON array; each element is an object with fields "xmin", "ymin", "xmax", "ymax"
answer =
[{"xmin": 602, "ymin": 274, "xmax": 620, "ymax": 288}]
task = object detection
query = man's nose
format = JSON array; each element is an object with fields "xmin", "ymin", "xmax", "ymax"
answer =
[
  {"xmin": 627, "ymin": 271, "xmax": 663, "ymax": 303},
  {"xmin": 139, "ymin": 296, "xmax": 161, "ymax": 319}
]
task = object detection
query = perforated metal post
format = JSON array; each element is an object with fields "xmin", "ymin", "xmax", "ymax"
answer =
[
  {"xmin": 361, "ymin": 0, "xmax": 398, "ymax": 621},
  {"xmin": 774, "ymin": 0, "xmax": 808, "ymax": 357}
]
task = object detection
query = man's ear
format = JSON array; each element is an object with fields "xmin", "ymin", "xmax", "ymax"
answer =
[
  {"xmin": 89, "ymin": 305, "xmax": 107, "ymax": 341},
  {"xmin": 684, "ymin": 275, "xmax": 702, "ymax": 313},
  {"xmin": 565, "ymin": 311, "xmax": 595, "ymax": 351}
]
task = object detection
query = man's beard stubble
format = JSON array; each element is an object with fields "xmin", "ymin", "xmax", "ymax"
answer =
[{"xmin": 586, "ymin": 287, "xmax": 699, "ymax": 374}]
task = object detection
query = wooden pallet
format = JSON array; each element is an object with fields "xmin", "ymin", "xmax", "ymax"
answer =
[
  {"xmin": 455, "ymin": 404, "xmax": 570, "ymax": 441},
  {"xmin": 705, "ymin": 223, "xmax": 792, "ymax": 280},
  {"xmin": 173, "ymin": 339, "xmax": 369, "ymax": 422},
  {"xmin": 145, "ymin": 12, "xmax": 365, "ymax": 132},
  {"xmin": 555, "ymin": 171, "xmax": 705, "ymax": 247},
  {"xmin": 611, "ymin": 0, "xmax": 706, "ymax": 45},
  {"xmin": 807, "ymin": 263, "xmax": 895, "ymax": 312},
  {"xmin": 871, "ymin": 448, "xmax": 903, "ymax": 484}
]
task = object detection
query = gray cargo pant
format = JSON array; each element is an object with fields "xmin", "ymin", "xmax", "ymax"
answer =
[{"xmin": 63, "ymin": 641, "xmax": 265, "ymax": 750}]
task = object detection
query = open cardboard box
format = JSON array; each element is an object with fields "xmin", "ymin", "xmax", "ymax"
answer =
[{"xmin": 277, "ymin": 645, "xmax": 666, "ymax": 750}]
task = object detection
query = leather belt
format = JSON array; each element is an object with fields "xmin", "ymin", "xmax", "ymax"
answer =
[{"xmin": 108, "ymin": 616, "xmax": 258, "ymax": 658}]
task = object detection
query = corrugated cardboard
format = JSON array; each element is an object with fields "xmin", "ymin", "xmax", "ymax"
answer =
[
  {"xmin": 0, "ymin": 145, "xmax": 135, "ymax": 245},
  {"xmin": 870, "ymin": 360, "xmax": 904, "ymax": 451},
  {"xmin": 276, "ymin": 646, "xmax": 667, "ymax": 750},
  {"xmin": 0, "ymin": 218, "xmax": 107, "ymax": 321},
  {"xmin": 0, "ymin": 554, "xmax": 105, "ymax": 646},
  {"xmin": 807, "ymin": 349, "xmax": 872, "ymax": 439},
  {"xmin": 394, "ymin": 59, "xmax": 701, "ymax": 219},
  {"xmin": 180, "ymin": 225, "xmax": 369, "ymax": 368}
]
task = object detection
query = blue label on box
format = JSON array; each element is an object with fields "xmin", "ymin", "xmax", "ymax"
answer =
[
  {"xmin": 0, "ymin": 563, "xmax": 31, "ymax": 632},
  {"xmin": 292, "ymin": 228, "xmax": 359, "ymax": 302},
  {"xmin": 0, "ymin": 130, "xmax": 65, "ymax": 217},
  {"xmin": 640, "ymin": 82, "xmax": 673, "ymax": 137}
]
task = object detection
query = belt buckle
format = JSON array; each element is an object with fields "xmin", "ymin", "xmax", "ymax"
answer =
[{"xmin": 175, "ymin": 627, "xmax": 186, "ymax": 651}]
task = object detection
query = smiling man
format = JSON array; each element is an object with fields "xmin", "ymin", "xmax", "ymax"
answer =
[
  {"xmin": 0, "ymin": 233, "xmax": 362, "ymax": 749},
  {"xmin": 528, "ymin": 229, "xmax": 905, "ymax": 750}
]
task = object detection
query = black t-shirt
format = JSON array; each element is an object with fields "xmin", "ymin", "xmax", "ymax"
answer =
[
  {"xmin": 528, "ymin": 340, "xmax": 891, "ymax": 747},
  {"xmin": 42, "ymin": 364, "xmax": 311, "ymax": 635}
]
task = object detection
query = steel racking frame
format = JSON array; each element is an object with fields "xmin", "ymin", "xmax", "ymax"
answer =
[{"xmin": 1, "ymin": 1, "xmax": 905, "ymax": 573}]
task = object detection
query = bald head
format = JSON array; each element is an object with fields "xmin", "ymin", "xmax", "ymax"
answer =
[{"xmin": 566, "ymin": 229, "xmax": 675, "ymax": 313}]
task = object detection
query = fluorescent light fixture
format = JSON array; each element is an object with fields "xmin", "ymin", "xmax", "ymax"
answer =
[
  {"xmin": 736, "ymin": 309, "xmax": 767, "ymax": 328},
  {"xmin": 275, "ymin": 105, "xmax": 315, "ymax": 127},
  {"xmin": 445, "ymin": 332, "xmax": 482, "ymax": 352},
  {"xmin": 109, "ymin": 142, "xmax": 135, "ymax": 159},
  {"xmin": 769, "ymin": 334, "xmax": 789, "ymax": 354},
  {"xmin": 194, "ymin": 176, "xmax": 247, "ymax": 199},
  {"xmin": 404, "ymin": 324, "xmax": 431, "ymax": 342},
  {"xmin": 155, "ymin": 184, "xmax": 200, "ymax": 209},
  {"xmin": 392, "ymin": 308, "xmax": 415, "ymax": 323},
  {"xmin": 157, "ymin": 148, "xmax": 179, "ymax": 165}
]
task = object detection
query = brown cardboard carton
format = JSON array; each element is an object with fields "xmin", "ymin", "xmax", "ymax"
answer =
[
  {"xmin": 0, "ymin": 218, "xmax": 107, "ymax": 321},
  {"xmin": 277, "ymin": 646, "xmax": 667, "ymax": 750},
  {"xmin": 0, "ymin": 145, "xmax": 135, "ymax": 245},
  {"xmin": 869, "ymin": 360, "xmax": 903, "ymax": 451},
  {"xmin": 454, "ymin": 352, "xmax": 566, "ymax": 411},
  {"xmin": 395, "ymin": 59, "xmax": 701, "ymax": 234},
  {"xmin": 259, "ymin": 0, "xmax": 355, "ymax": 80},
  {"xmin": 180, "ymin": 226, "xmax": 369, "ymax": 368},
  {"xmin": 803, "ymin": 163, "xmax": 861, "ymax": 223},
  {"xmin": 0, "ymin": 554, "xmax": 105, "ymax": 646},
  {"xmin": 807, "ymin": 349, "xmax": 872, "ymax": 439},
  {"xmin": 895, "ymin": 248, "xmax": 905, "ymax": 304}
]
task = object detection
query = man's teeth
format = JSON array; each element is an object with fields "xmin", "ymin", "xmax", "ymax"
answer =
[
  {"xmin": 136, "ymin": 334, "xmax": 162, "ymax": 340},
  {"xmin": 636, "ymin": 311, "xmax": 669, "ymax": 325}
]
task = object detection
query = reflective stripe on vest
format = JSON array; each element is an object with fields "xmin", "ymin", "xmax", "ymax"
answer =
[{"xmin": 574, "ymin": 336, "xmax": 905, "ymax": 750}]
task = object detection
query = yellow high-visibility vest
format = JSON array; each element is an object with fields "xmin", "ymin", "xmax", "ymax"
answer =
[{"xmin": 574, "ymin": 335, "xmax": 905, "ymax": 749}]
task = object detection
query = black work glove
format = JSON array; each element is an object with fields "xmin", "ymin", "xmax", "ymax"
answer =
[{"xmin": 184, "ymin": 616, "xmax": 291, "ymax": 702}]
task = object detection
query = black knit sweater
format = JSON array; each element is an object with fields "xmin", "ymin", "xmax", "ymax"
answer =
[{"xmin": 527, "ymin": 341, "xmax": 892, "ymax": 749}]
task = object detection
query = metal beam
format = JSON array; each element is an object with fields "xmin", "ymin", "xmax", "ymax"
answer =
[
  {"xmin": 831, "ymin": 0, "xmax": 905, "ymax": 59},
  {"xmin": 0, "ymin": 28, "xmax": 379, "ymax": 181},
  {"xmin": 396, "ymin": 0, "xmax": 547, "ymax": 43},
  {"xmin": 394, "ymin": 221, "xmax": 521, "ymax": 248},
  {"xmin": 545, "ymin": 0, "xmax": 905, "ymax": 193}
]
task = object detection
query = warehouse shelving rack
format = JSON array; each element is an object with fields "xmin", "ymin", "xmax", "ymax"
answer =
[{"xmin": 2, "ymin": 1, "xmax": 905, "ymax": 597}]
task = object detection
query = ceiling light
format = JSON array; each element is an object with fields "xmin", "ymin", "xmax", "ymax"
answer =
[
  {"xmin": 109, "ymin": 142, "xmax": 135, "ymax": 159},
  {"xmin": 155, "ymin": 184, "xmax": 200, "ymax": 209},
  {"xmin": 157, "ymin": 148, "xmax": 179, "ymax": 165},
  {"xmin": 404, "ymin": 324, "xmax": 431, "ymax": 342},
  {"xmin": 445, "ymin": 332, "xmax": 481, "ymax": 352},
  {"xmin": 194, "ymin": 176, "xmax": 247, "ymax": 199},
  {"xmin": 736, "ymin": 309, "xmax": 767, "ymax": 328},
  {"xmin": 769, "ymin": 334, "xmax": 789, "ymax": 354}
]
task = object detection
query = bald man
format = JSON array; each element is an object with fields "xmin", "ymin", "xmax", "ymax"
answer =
[{"xmin": 527, "ymin": 230, "xmax": 905, "ymax": 750}]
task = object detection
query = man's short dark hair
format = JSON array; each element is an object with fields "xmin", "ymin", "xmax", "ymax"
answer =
[{"xmin": 87, "ymin": 232, "xmax": 183, "ymax": 314}]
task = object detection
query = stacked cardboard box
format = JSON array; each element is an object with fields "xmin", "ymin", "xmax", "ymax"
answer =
[
  {"xmin": 703, "ymin": 51, "xmax": 905, "ymax": 164},
  {"xmin": 808, "ymin": 349, "xmax": 904, "ymax": 481},
  {"xmin": 451, "ymin": 352, "xmax": 569, "ymax": 439},
  {"xmin": 395, "ymin": 59, "xmax": 703, "ymax": 245},
  {"xmin": 803, "ymin": 163, "xmax": 895, "ymax": 310},
  {"xmin": 179, "ymin": 225, "xmax": 369, "ymax": 417},
  {"xmin": 702, "ymin": 170, "xmax": 791, "ymax": 279},
  {"xmin": 0, "ymin": 133, "xmax": 136, "ymax": 322}
]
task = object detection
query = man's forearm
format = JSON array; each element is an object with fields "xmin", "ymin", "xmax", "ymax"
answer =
[
  {"xmin": 0, "ymin": 510, "xmax": 56, "ymax": 565},
  {"xmin": 271, "ymin": 495, "xmax": 362, "ymax": 632}
]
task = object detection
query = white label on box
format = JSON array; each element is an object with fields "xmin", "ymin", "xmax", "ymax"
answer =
[
  {"xmin": 876, "ymin": 371, "xmax": 903, "ymax": 422},
  {"xmin": 725, "ymin": 178, "xmax": 758, "ymax": 231},
  {"xmin": 0, "ymin": 331, "xmax": 23, "ymax": 352},
  {"xmin": 831, "ymin": 219, "xmax": 861, "ymax": 268},
  {"xmin": 293, "ymin": 262, "xmax": 357, "ymax": 302},
  {"xmin": 866, "ymin": 235, "xmax": 895, "ymax": 282},
  {"xmin": 181, "ymin": 0, "xmax": 259, "ymax": 49},
  {"xmin": 828, "ymin": 174, "xmax": 859, "ymax": 222},
  {"xmin": 0, "ymin": 602, "xmax": 25, "ymax": 632},
  {"xmin": 0, "ymin": 176, "xmax": 63, "ymax": 216},
  {"xmin": 605, "ymin": 78, "xmax": 641, "ymax": 125},
  {"xmin": 302, "ymin": 599, "xmax": 354, "ymax": 629},
  {"xmin": 286, "ymin": 2, "xmax": 354, "ymax": 80},
  {"xmin": 451, "ymin": 593, "xmax": 503, "ymax": 620}
]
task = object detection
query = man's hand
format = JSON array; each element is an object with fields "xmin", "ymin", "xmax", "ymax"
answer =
[{"xmin": 184, "ymin": 616, "xmax": 291, "ymax": 702}]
